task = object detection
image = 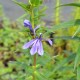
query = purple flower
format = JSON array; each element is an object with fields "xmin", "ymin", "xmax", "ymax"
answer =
[
  {"xmin": 23, "ymin": 34, "xmax": 43, "ymax": 55},
  {"xmin": 24, "ymin": 19, "xmax": 32, "ymax": 27},
  {"xmin": 23, "ymin": 34, "xmax": 52, "ymax": 56},
  {"xmin": 24, "ymin": 19, "xmax": 33, "ymax": 33},
  {"xmin": 24, "ymin": 19, "xmax": 40, "ymax": 34}
]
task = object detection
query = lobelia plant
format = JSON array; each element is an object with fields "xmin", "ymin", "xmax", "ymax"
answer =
[{"xmin": 13, "ymin": 0, "xmax": 52, "ymax": 80}]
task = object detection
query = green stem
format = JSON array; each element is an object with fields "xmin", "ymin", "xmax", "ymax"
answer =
[
  {"xmin": 32, "ymin": 8, "xmax": 35, "ymax": 29},
  {"xmin": 74, "ymin": 0, "xmax": 80, "ymax": 19},
  {"xmin": 33, "ymin": 54, "xmax": 36, "ymax": 80},
  {"xmin": 31, "ymin": 6, "xmax": 36, "ymax": 80},
  {"xmin": 55, "ymin": 0, "xmax": 60, "ymax": 24}
]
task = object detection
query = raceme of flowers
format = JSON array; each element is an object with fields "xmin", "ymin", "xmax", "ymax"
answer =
[{"xmin": 23, "ymin": 19, "xmax": 52, "ymax": 55}]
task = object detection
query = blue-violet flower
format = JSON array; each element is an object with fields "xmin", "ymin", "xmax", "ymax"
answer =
[
  {"xmin": 24, "ymin": 19, "xmax": 40, "ymax": 34},
  {"xmin": 23, "ymin": 34, "xmax": 52, "ymax": 56}
]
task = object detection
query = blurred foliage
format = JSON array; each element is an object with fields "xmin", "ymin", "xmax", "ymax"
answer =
[{"xmin": 0, "ymin": 0, "xmax": 80, "ymax": 80}]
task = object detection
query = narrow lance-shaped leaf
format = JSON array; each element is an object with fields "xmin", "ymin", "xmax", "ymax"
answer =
[
  {"xmin": 13, "ymin": 0, "xmax": 31, "ymax": 12},
  {"xmin": 53, "ymin": 36, "xmax": 80, "ymax": 41},
  {"xmin": 74, "ymin": 45, "xmax": 80, "ymax": 70},
  {"xmin": 77, "ymin": 66, "xmax": 80, "ymax": 80},
  {"xmin": 55, "ymin": 3, "xmax": 80, "ymax": 8},
  {"xmin": 17, "ymin": 14, "xmax": 28, "ymax": 21},
  {"xmin": 45, "ymin": 19, "xmax": 80, "ymax": 33},
  {"xmin": 72, "ymin": 26, "xmax": 80, "ymax": 38}
]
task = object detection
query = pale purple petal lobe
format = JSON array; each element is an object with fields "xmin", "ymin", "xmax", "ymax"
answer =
[
  {"xmin": 30, "ymin": 40, "xmax": 38, "ymax": 55},
  {"xmin": 34, "ymin": 25, "xmax": 40, "ymax": 31},
  {"xmin": 22, "ymin": 39, "xmax": 35, "ymax": 49},
  {"xmin": 24, "ymin": 19, "xmax": 32, "ymax": 27},
  {"xmin": 47, "ymin": 39, "xmax": 52, "ymax": 46},
  {"xmin": 37, "ymin": 40, "xmax": 44, "ymax": 56}
]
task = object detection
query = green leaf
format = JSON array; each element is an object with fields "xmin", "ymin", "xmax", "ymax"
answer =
[
  {"xmin": 48, "ymin": 53, "xmax": 76, "ymax": 78},
  {"xmin": 74, "ymin": 45, "xmax": 80, "ymax": 70},
  {"xmin": 17, "ymin": 14, "xmax": 28, "ymax": 21},
  {"xmin": 55, "ymin": 3, "xmax": 80, "ymax": 8},
  {"xmin": 13, "ymin": 0, "xmax": 31, "ymax": 12},
  {"xmin": 29, "ymin": 0, "xmax": 42, "ymax": 7},
  {"xmin": 26, "ymin": 76, "xmax": 33, "ymax": 80},
  {"xmin": 46, "ymin": 19, "xmax": 80, "ymax": 33},
  {"xmin": 77, "ymin": 66, "xmax": 80, "ymax": 80},
  {"xmin": 0, "ymin": 68, "xmax": 12, "ymax": 75},
  {"xmin": 72, "ymin": 26, "xmax": 80, "ymax": 38},
  {"xmin": 53, "ymin": 36, "xmax": 80, "ymax": 41}
]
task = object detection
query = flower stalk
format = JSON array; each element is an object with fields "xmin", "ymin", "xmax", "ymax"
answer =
[
  {"xmin": 33, "ymin": 54, "xmax": 36, "ymax": 80},
  {"xmin": 31, "ymin": 6, "xmax": 36, "ymax": 80}
]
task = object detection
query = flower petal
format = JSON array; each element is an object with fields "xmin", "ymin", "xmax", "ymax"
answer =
[
  {"xmin": 22, "ymin": 39, "xmax": 35, "ymax": 49},
  {"xmin": 37, "ymin": 40, "xmax": 44, "ymax": 56},
  {"xmin": 34, "ymin": 25, "xmax": 40, "ymax": 31},
  {"xmin": 30, "ymin": 39, "xmax": 38, "ymax": 55},
  {"xmin": 24, "ymin": 19, "xmax": 34, "ymax": 32},
  {"xmin": 33, "ymin": 25, "xmax": 40, "ymax": 35},
  {"xmin": 47, "ymin": 39, "xmax": 53, "ymax": 46},
  {"xmin": 24, "ymin": 19, "xmax": 32, "ymax": 27}
]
